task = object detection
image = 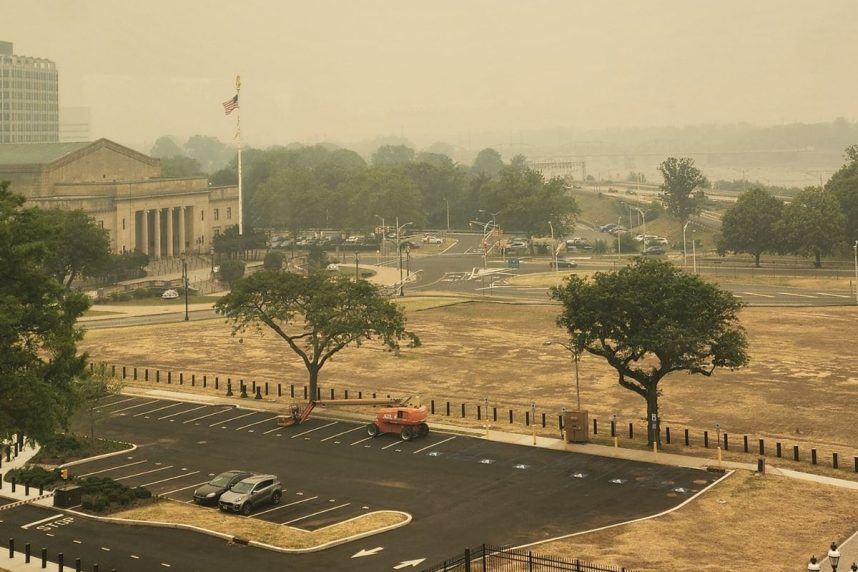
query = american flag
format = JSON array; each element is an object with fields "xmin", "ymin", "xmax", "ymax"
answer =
[{"xmin": 222, "ymin": 94, "xmax": 239, "ymax": 115}]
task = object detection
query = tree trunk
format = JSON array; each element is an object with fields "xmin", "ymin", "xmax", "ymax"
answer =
[
  {"xmin": 645, "ymin": 387, "xmax": 661, "ymax": 446},
  {"xmin": 308, "ymin": 366, "xmax": 320, "ymax": 403},
  {"xmin": 754, "ymin": 252, "xmax": 761, "ymax": 268},
  {"xmin": 814, "ymin": 250, "xmax": 822, "ymax": 268}
]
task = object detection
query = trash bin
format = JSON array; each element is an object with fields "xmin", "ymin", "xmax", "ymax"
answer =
[
  {"xmin": 53, "ymin": 485, "xmax": 82, "ymax": 508},
  {"xmin": 563, "ymin": 410, "xmax": 589, "ymax": 443}
]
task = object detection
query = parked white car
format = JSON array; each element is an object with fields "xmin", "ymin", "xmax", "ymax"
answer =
[
  {"xmin": 326, "ymin": 263, "xmax": 339, "ymax": 271},
  {"xmin": 423, "ymin": 235, "xmax": 443, "ymax": 245},
  {"xmin": 634, "ymin": 234, "xmax": 660, "ymax": 243},
  {"xmin": 161, "ymin": 289, "xmax": 179, "ymax": 299}
]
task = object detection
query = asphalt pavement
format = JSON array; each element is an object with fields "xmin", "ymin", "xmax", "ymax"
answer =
[{"xmin": 0, "ymin": 395, "xmax": 720, "ymax": 571}]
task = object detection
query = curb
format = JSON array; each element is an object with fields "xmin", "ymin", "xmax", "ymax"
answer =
[
  {"xmin": 63, "ymin": 506, "xmax": 411, "ymax": 554},
  {"xmin": 59, "ymin": 442, "xmax": 137, "ymax": 469}
]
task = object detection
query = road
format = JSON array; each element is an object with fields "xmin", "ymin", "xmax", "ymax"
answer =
[{"xmin": 0, "ymin": 396, "xmax": 717, "ymax": 571}]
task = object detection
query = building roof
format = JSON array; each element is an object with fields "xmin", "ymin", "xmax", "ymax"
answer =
[{"xmin": 0, "ymin": 141, "xmax": 92, "ymax": 166}]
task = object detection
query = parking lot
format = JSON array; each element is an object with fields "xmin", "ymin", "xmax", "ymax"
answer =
[{"xmin": 35, "ymin": 394, "xmax": 725, "ymax": 569}]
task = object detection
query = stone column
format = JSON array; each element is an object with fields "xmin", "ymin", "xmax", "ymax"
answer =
[
  {"xmin": 141, "ymin": 210, "xmax": 149, "ymax": 255},
  {"xmin": 178, "ymin": 206, "xmax": 186, "ymax": 256},
  {"xmin": 166, "ymin": 207, "xmax": 174, "ymax": 258},
  {"xmin": 153, "ymin": 208, "xmax": 162, "ymax": 260}
]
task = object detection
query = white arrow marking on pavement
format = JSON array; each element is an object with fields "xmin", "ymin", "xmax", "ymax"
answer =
[
  {"xmin": 393, "ymin": 558, "xmax": 426, "ymax": 568},
  {"xmin": 351, "ymin": 547, "xmax": 384, "ymax": 558}
]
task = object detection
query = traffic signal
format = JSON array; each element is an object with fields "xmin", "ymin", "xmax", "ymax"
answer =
[{"xmin": 59, "ymin": 468, "xmax": 69, "ymax": 480}]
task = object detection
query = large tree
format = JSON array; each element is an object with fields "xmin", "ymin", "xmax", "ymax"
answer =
[
  {"xmin": 0, "ymin": 182, "xmax": 90, "ymax": 442},
  {"xmin": 21, "ymin": 209, "xmax": 112, "ymax": 288},
  {"xmin": 161, "ymin": 156, "xmax": 204, "ymax": 178},
  {"xmin": 824, "ymin": 144, "xmax": 858, "ymax": 245},
  {"xmin": 371, "ymin": 145, "xmax": 415, "ymax": 168},
  {"xmin": 150, "ymin": 136, "xmax": 184, "ymax": 159},
  {"xmin": 471, "ymin": 148, "xmax": 504, "ymax": 179},
  {"xmin": 658, "ymin": 157, "xmax": 708, "ymax": 239},
  {"xmin": 215, "ymin": 271, "xmax": 419, "ymax": 399},
  {"xmin": 776, "ymin": 187, "xmax": 845, "ymax": 268},
  {"xmin": 551, "ymin": 259, "xmax": 748, "ymax": 445},
  {"xmin": 719, "ymin": 188, "xmax": 784, "ymax": 267}
]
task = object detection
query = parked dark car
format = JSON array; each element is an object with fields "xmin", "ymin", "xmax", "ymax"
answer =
[
  {"xmin": 549, "ymin": 258, "xmax": 579, "ymax": 269},
  {"xmin": 193, "ymin": 470, "xmax": 254, "ymax": 505},
  {"xmin": 642, "ymin": 245, "xmax": 667, "ymax": 255}
]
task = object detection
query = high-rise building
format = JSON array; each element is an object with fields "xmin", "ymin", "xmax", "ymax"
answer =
[
  {"xmin": 59, "ymin": 106, "xmax": 90, "ymax": 142},
  {"xmin": 0, "ymin": 41, "xmax": 59, "ymax": 144}
]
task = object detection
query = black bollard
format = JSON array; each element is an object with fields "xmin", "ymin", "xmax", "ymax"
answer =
[
  {"xmin": 254, "ymin": 386, "xmax": 262, "ymax": 400},
  {"xmin": 240, "ymin": 384, "xmax": 248, "ymax": 399},
  {"xmin": 9, "ymin": 538, "xmax": 14, "ymax": 558},
  {"xmin": 25, "ymin": 542, "xmax": 30, "ymax": 563},
  {"xmin": 75, "ymin": 558, "xmax": 81, "ymax": 572},
  {"xmin": 42, "ymin": 547, "xmax": 47, "ymax": 568},
  {"xmin": 58, "ymin": 552, "xmax": 64, "ymax": 571},
  {"xmin": 226, "ymin": 380, "xmax": 233, "ymax": 397}
]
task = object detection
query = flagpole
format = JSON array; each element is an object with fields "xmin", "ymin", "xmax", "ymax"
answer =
[{"xmin": 235, "ymin": 75, "xmax": 243, "ymax": 236}]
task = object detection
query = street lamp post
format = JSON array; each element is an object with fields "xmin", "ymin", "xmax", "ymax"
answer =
[
  {"xmin": 692, "ymin": 229, "xmax": 698, "ymax": 274},
  {"xmin": 442, "ymin": 198, "xmax": 450, "ymax": 234},
  {"xmin": 617, "ymin": 216, "xmax": 623, "ymax": 256},
  {"xmin": 374, "ymin": 215, "xmax": 385, "ymax": 260},
  {"xmin": 808, "ymin": 555, "xmax": 820, "ymax": 571},
  {"xmin": 548, "ymin": 221, "xmax": 557, "ymax": 272},
  {"xmin": 683, "ymin": 221, "xmax": 691, "ymax": 269},
  {"xmin": 828, "ymin": 542, "xmax": 841, "ymax": 572},
  {"xmin": 181, "ymin": 253, "xmax": 189, "ymax": 322},
  {"xmin": 394, "ymin": 219, "xmax": 413, "ymax": 297},
  {"xmin": 634, "ymin": 207, "xmax": 647, "ymax": 248}
]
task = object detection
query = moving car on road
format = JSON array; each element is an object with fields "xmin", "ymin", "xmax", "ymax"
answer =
[
  {"xmin": 219, "ymin": 474, "xmax": 282, "ymax": 515},
  {"xmin": 599, "ymin": 223, "xmax": 617, "ymax": 232},
  {"xmin": 549, "ymin": 258, "xmax": 579, "ymax": 269},
  {"xmin": 193, "ymin": 470, "xmax": 254, "ymax": 505}
]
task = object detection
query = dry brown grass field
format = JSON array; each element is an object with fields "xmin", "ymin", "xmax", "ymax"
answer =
[
  {"xmin": 536, "ymin": 470, "xmax": 858, "ymax": 571},
  {"xmin": 80, "ymin": 302, "xmax": 858, "ymax": 458}
]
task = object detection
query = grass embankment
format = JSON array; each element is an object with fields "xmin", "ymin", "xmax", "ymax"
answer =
[
  {"xmin": 99, "ymin": 294, "xmax": 223, "ymax": 307},
  {"xmin": 31, "ymin": 434, "xmax": 131, "ymax": 465},
  {"xmin": 112, "ymin": 500, "xmax": 408, "ymax": 550},
  {"xmin": 537, "ymin": 471, "xmax": 858, "ymax": 571}
]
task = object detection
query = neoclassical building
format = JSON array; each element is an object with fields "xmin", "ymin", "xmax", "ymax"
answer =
[{"xmin": 0, "ymin": 138, "xmax": 238, "ymax": 258}]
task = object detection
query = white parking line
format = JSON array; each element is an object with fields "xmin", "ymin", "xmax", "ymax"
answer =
[
  {"xmin": 161, "ymin": 481, "xmax": 209, "ymax": 496},
  {"xmin": 413, "ymin": 436, "xmax": 456, "ymax": 454},
  {"xmin": 210, "ymin": 411, "xmax": 256, "ymax": 427},
  {"xmin": 235, "ymin": 416, "xmax": 278, "ymax": 431},
  {"xmin": 115, "ymin": 465, "xmax": 173, "ymax": 481},
  {"xmin": 133, "ymin": 403, "xmax": 181, "ymax": 417},
  {"xmin": 816, "ymin": 292, "xmax": 850, "ymax": 298},
  {"xmin": 320, "ymin": 426, "xmax": 363, "ymax": 442},
  {"xmin": 350, "ymin": 436, "xmax": 373, "ymax": 446},
  {"xmin": 290, "ymin": 421, "xmax": 338, "ymax": 439},
  {"xmin": 110, "ymin": 400, "xmax": 159, "ymax": 415},
  {"xmin": 252, "ymin": 495, "xmax": 319, "ymax": 517},
  {"xmin": 740, "ymin": 291, "xmax": 774, "ymax": 298},
  {"xmin": 21, "ymin": 514, "xmax": 63, "ymax": 529},
  {"xmin": 141, "ymin": 471, "xmax": 200, "ymax": 488},
  {"xmin": 158, "ymin": 405, "xmax": 208, "ymax": 420},
  {"xmin": 95, "ymin": 397, "xmax": 137, "ymax": 410},
  {"xmin": 381, "ymin": 440, "xmax": 401, "ymax": 450},
  {"xmin": 183, "ymin": 408, "xmax": 232, "ymax": 424},
  {"xmin": 777, "ymin": 292, "xmax": 816, "ymax": 298},
  {"xmin": 282, "ymin": 503, "xmax": 350, "ymax": 525},
  {"xmin": 262, "ymin": 425, "xmax": 284, "ymax": 435},
  {"xmin": 79, "ymin": 459, "xmax": 148, "ymax": 477}
]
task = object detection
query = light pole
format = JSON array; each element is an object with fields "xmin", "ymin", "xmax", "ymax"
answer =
[
  {"xmin": 181, "ymin": 253, "xmax": 189, "ymax": 322},
  {"xmin": 853, "ymin": 240, "xmax": 857, "ymax": 304},
  {"xmin": 548, "ymin": 221, "xmax": 557, "ymax": 272},
  {"xmin": 808, "ymin": 555, "xmax": 820, "ymax": 571},
  {"xmin": 692, "ymin": 229, "xmax": 698, "ymax": 274},
  {"xmin": 395, "ymin": 219, "xmax": 413, "ymax": 297},
  {"xmin": 617, "ymin": 216, "xmax": 623, "ymax": 255},
  {"xmin": 827, "ymin": 542, "xmax": 841, "ymax": 572},
  {"xmin": 442, "ymin": 198, "xmax": 450, "ymax": 234},
  {"xmin": 544, "ymin": 340, "xmax": 582, "ymax": 411},
  {"xmin": 683, "ymin": 221, "xmax": 691, "ymax": 268},
  {"xmin": 634, "ymin": 207, "xmax": 647, "ymax": 248},
  {"xmin": 374, "ymin": 214, "xmax": 385, "ymax": 260}
]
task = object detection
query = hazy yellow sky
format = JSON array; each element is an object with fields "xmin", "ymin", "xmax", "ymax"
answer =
[{"xmin": 4, "ymin": 0, "xmax": 858, "ymax": 148}]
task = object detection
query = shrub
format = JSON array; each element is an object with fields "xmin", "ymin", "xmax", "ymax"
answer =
[
  {"xmin": 593, "ymin": 239, "xmax": 608, "ymax": 254},
  {"xmin": 4, "ymin": 466, "xmax": 62, "ymax": 489},
  {"xmin": 219, "ymin": 260, "xmax": 246, "ymax": 286},
  {"xmin": 81, "ymin": 493, "xmax": 109, "ymax": 513},
  {"xmin": 263, "ymin": 250, "xmax": 285, "ymax": 270}
]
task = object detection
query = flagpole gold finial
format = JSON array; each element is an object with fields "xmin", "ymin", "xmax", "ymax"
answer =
[{"xmin": 235, "ymin": 75, "xmax": 241, "ymax": 92}]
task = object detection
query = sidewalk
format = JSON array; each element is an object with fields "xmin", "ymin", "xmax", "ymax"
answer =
[{"xmin": 0, "ymin": 442, "xmax": 54, "ymax": 508}]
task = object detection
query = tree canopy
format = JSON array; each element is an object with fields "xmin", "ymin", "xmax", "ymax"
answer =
[
  {"xmin": 659, "ymin": 157, "xmax": 708, "ymax": 236},
  {"xmin": 551, "ymin": 259, "xmax": 748, "ymax": 445},
  {"xmin": 0, "ymin": 182, "xmax": 90, "ymax": 442},
  {"xmin": 215, "ymin": 271, "xmax": 419, "ymax": 398},
  {"xmin": 776, "ymin": 187, "xmax": 845, "ymax": 267},
  {"xmin": 371, "ymin": 145, "xmax": 415, "ymax": 168},
  {"xmin": 471, "ymin": 148, "xmax": 505, "ymax": 179},
  {"xmin": 825, "ymin": 145, "xmax": 858, "ymax": 246},
  {"xmin": 161, "ymin": 156, "xmax": 204, "ymax": 178},
  {"xmin": 718, "ymin": 188, "xmax": 784, "ymax": 266}
]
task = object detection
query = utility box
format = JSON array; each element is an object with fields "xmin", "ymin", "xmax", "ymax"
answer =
[
  {"xmin": 506, "ymin": 257, "xmax": 520, "ymax": 269},
  {"xmin": 53, "ymin": 485, "xmax": 82, "ymax": 508},
  {"xmin": 563, "ymin": 410, "xmax": 590, "ymax": 443}
]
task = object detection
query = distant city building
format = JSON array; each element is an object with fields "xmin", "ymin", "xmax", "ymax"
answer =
[
  {"xmin": 0, "ymin": 41, "xmax": 59, "ymax": 144},
  {"xmin": 59, "ymin": 106, "xmax": 90, "ymax": 142},
  {"xmin": 0, "ymin": 138, "xmax": 238, "ymax": 257}
]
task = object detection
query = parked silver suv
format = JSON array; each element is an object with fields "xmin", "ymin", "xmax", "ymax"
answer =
[{"xmin": 218, "ymin": 474, "xmax": 282, "ymax": 515}]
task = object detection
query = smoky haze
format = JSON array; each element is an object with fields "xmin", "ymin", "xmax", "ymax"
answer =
[{"xmin": 5, "ymin": 0, "xmax": 858, "ymax": 150}]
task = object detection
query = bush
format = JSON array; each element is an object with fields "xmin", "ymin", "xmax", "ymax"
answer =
[
  {"xmin": 219, "ymin": 260, "xmax": 246, "ymax": 286},
  {"xmin": 81, "ymin": 493, "xmax": 109, "ymax": 513},
  {"xmin": 4, "ymin": 466, "xmax": 62, "ymax": 489},
  {"xmin": 263, "ymin": 250, "xmax": 285, "ymax": 270},
  {"xmin": 40, "ymin": 434, "xmax": 83, "ymax": 458},
  {"xmin": 592, "ymin": 239, "xmax": 608, "ymax": 254}
]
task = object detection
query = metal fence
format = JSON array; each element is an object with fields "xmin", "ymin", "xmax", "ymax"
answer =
[{"xmin": 423, "ymin": 545, "xmax": 634, "ymax": 572}]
